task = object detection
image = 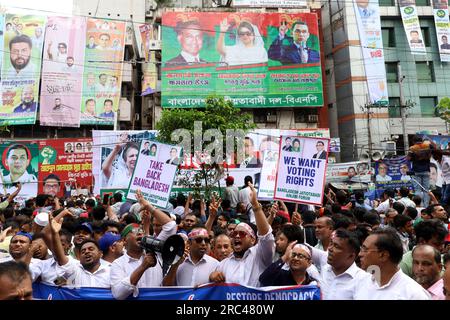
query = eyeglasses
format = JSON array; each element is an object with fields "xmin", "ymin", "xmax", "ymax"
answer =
[
  {"xmin": 291, "ymin": 252, "xmax": 311, "ymax": 260},
  {"xmin": 192, "ymin": 237, "xmax": 210, "ymax": 244},
  {"xmin": 131, "ymin": 228, "xmax": 144, "ymax": 235},
  {"xmin": 238, "ymin": 31, "xmax": 253, "ymax": 37},
  {"xmin": 229, "ymin": 230, "xmax": 249, "ymax": 239}
]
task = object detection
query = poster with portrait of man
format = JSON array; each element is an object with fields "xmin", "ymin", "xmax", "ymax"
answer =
[
  {"xmin": 0, "ymin": 142, "xmax": 39, "ymax": 202},
  {"xmin": 0, "ymin": 13, "xmax": 46, "ymax": 125},
  {"xmin": 374, "ymin": 156, "xmax": 413, "ymax": 198}
]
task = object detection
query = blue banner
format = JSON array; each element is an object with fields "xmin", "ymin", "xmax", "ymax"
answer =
[
  {"xmin": 375, "ymin": 156, "xmax": 413, "ymax": 197},
  {"xmin": 32, "ymin": 283, "xmax": 321, "ymax": 300}
]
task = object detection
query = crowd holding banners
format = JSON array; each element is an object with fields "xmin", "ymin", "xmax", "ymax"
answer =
[
  {"xmin": 39, "ymin": 16, "xmax": 87, "ymax": 128},
  {"xmin": 161, "ymin": 12, "xmax": 323, "ymax": 108},
  {"xmin": 0, "ymin": 13, "xmax": 46, "ymax": 126}
]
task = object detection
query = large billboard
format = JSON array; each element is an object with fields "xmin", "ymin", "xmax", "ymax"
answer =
[
  {"xmin": 0, "ymin": 13, "xmax": 46, "ymax": 125},
  {"xmin": 161, "ymin": 12, "xmax": 323, "ymax": 108}
]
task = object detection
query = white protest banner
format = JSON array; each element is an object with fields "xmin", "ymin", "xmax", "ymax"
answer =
[
  {"xmin": 127, "ymin": 140, "xmax": 182, "ymax": 208},
  {"xmin": 432, "ymin": 0, "xmax": 450, "ymax": 62},
  {"xmin": 399, "ymin": 0, "xmax": 427, "ymax": 55},
  {"xmin": 326, "ymin": 161, "xmax": 372, "ymax": 183},
  {"xmin": 274, "ymin": 136, "xmax": 329, "ymax": 205},
  {"xmin": 258, "ymin": 150, "xmax": 279, "ymax": 200}
]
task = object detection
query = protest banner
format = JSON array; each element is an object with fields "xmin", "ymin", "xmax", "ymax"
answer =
[
  {"xmin": 0, "ymin": 142, "xmax": 39, "ymax": 202},
  {"xmin": 162, "ymin": 12, "xmax": 323, "ymax": 108},
  {"xmin": 375, "ymin": 156, "xmax": 413, "ymax": 197},
  {"xmin": 127, "ymin": 140, "xmax": 182, "ymax": 209},
  {"xmin": 92, "ymin": 130, "xmax": 158, "ymax": 194},
  {"xmin": 80, "ymin": 18, "xmax": 125, "ymax": 125},
  {"xmin": 0, "ymin": 13, "xmax": 46, "ymax": 125},
  {"xmin": 40, "ymin": 16, "xmax": 87, "ymax": 127},
  {"xmin": 329, "ymin": 137, "xmax": 340, "ymax": 153},
  {"xmin": 274, "ymin": 136, "xmax": 329, "ymax": 205},
  {"xmin": 33, "ymin": 282, "xmax": 321, "ymax": 300},
  {"xmin": 326, "ymin": 161, "xmax": 372, "ymax": 183},
  {"xmin": 258, "ymin": 150, "xmax": 279, "ymax": 200},
  {"xmin": 399, "ymin": 0, "xmax": 427, "ymax": 55},
  {"xmin": 36, "ymin": 138, "xmax": 93, "ymax": 198}
]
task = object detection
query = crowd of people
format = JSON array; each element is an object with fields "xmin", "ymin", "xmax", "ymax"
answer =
[{"xmin": 0, "ymin": 169, "xmax": 449, "ymax": 300}]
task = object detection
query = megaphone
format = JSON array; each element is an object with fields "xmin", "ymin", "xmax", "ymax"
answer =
[
  {"xmin": 140, "ymin": 234, "xmax": 185, "ymax": 273},
  {"xmin": 371, "ymin": 151, "xmax": 385, "ymax": 161},
  {"xmin": 360, "ymin": 150, "xmax": 370, "ymax": 161}
]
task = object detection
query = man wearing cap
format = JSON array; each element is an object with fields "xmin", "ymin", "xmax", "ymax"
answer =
[
  {"xmin": 99, "ymin": 232, "xmax": 123, "ymax": 266},
  {"xmin": 0, "ymin": 232, "xmax": 35, "ymax": 265},
  {"xmin": 163, "ymin": 227, "xmax": 219, "ymax": 286},
  {"xmin": 71, "ymin": 222, "xmax": 94, "ymax": 260},
  {"xmin": 209, "ymin": 183, "xmax": 275, "ymax": 287},
  {"xmin": 110, "ymin": 190, "xmax": 177, "ymax": 300},
  {"xmin": 223, "ymin": 176, "xmax": 239, "ymax": 210}
]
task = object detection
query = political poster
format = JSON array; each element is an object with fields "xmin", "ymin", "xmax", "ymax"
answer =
[
  {"xmin": 353, "ymin": 0, "xmax": 389, "ymax": 105},
  {"xmin": 274, "ymin": 136, "xmax": 329, "ymax": 205},
  {"xmin": 92, "ymin": 130, "xmax": 158, "ymax": 195},
  {"xmin": 326, "ymin": 161, "xmax": 372, "ymax": 183},
  {"xmin": 329, "ymin": 137, "xmax": 340, "ymax": 153},
  {"xmin": 127, "ymin": 140, "xmax": 182, "ymax": 209},
  {"xmin": 36, "ymin": 138, "xmax": 93, "ymax": 198},
  {"xmin": 0, "ymin": 13, "xmax": 46, "ymax": 125},
  {"xmin": 81, "ymin": 18, "xmax": 126, "ymax": 125},
  {"xmin": 0, "ymin": 15, "xmax": 4, "ymax": 77},
  {"xmin": 40, "ymin": 16, "xmax": 87, "ymax": 127},
  {"xmin": 162, "ymin": 12, "xmax": 323, "ymax": 108},
  {"xmin": 375, "ymin": 156, "xmax": 413, "ymax": 196},
  {"xmin": 399, "ymin": 0, "xmax": 427, "ymax": 55},
  {"xmin": 0, "ymin": 142, "xmax": 39, "ymax": 202},
  {"xmin": 258, "ymin": 150, "xmax": 279, "ymax": 200},
  {"xmin": 233, "ymin": 0, "xmax": 308, "ymax": 7},
  {"xmin": 432, "ymin": 0, "xmax": 450, "ymax": 62}
]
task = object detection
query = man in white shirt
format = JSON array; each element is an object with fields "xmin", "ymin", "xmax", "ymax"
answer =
[
  {"xmin": 376, "ymin": 163, "xmax": 392, "ymax": 182},
  {"xmin": 356, "ymin": 227, "xmax": 430, "ymax": 299},
  {"xmin": 0, "ymin": 232, "xmax": 36, "ymax": 266},
  {"xmin": 397, "ymin": 187, "xmax": 416, "ymax": 209},
  {"xmin": 5, "ymin": 34, "xmax": 37, "ymax": 79},
  {"xmin": 314, "ymin": 216, "xmax": 334, "ymax": 251},
  {"xmin": 209, "ymin": 183, "xmax": 275, "ymax": 287},
  {"xmin": 163, "ymin": 227, "xmax": 219, "ymax": 286},
  {"xmin": 110, "ymin": 190, "xmax": 177, "ymax": 300},
  {"xmin": 375, "ymin": 189, "xmax": 395, "ymax": 214},
  {"xmin": 307, "ymin": 228, "xmax": 370, "ymax": 299}
]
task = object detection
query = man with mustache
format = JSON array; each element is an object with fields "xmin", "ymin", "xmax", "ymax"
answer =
[{"xmin": 6, "ymin": 34, "xmax": 36, "ymax": 78}]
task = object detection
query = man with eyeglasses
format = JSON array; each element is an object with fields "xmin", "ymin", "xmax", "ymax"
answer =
[
  {"xmin": 268, "ymin": 20, "xmax": 320, "ymax": 65},
  {"xmin": 355, "ymin": 228, "xmax": 430, "ymax": 299},
  {"xmin": 162, "ymin": 227, "xmax": 219, "ymax": 286},
  {"xmin": 209, "ymin": 183, "xmax": 275, "ymax": 287},
  {"xmin": 110, "ymin": 190, "xmax": 177, "ymax": 300}
]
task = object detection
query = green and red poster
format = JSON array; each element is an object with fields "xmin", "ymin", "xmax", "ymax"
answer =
[{"xmin": 161, "ymin": 12, "xmax": 323, "ymax": 108}]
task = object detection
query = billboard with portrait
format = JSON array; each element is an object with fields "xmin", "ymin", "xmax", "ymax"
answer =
[
  {"xmin": 161, "ymin": 12, "xmax": 323, "ymax": 108},
  {"xmin": 375, "ymin": 156, "xmax": 413, "ymax": 197},
  {"xmin": 0, "ymin": 142, "xmax": 39, "ymax": 202}
]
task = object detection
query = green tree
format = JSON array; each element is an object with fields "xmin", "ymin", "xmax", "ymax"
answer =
[{"xmin": 436, "ymin": 97, "xmax": 450, "ymax": 122}]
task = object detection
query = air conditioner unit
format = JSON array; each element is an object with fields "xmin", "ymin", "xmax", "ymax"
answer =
[
  {"xmin": 148, "ymin": 40, "xmax": 161, "ymax": 50},
  {"xmin": 266, "ymin": 114, "xmax": 277, "ymax": 123},
  {"xmin": 385, "ymin": 141, "xmax": 397, "ymax": 155},
  {"xmin": 306, "ymin": 114, "xmax": 319, "ymax": 123}
]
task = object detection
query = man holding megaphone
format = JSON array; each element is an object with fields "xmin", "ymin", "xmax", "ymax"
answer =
[{"xmin": 110, "ymin": 190, "xmax": 177, "ymax": 300}]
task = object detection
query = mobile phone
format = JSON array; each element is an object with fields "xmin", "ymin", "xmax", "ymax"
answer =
[{"xmin": 102, "ymin": 194, "xmax": 110, "ymax": 205}]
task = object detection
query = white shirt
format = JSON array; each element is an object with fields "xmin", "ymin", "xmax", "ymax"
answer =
[
  {"xmin": 180, "ymin": 51, "xmax": 201, "ymax": 63},
  {"xmin": 376, "ymin": 175, "xmax": 392, "ymax": 182},
  {"xmin": 397, "ymin": 197, "xmax": 416, "ymax": 209},
  {"xmin": 110, "ymin": 221, "xmax": 176, "ymax": 300},
  {"xmin": 30, "ymin": 256, "xmax": 76, "ymax": 285},
  {"xmin": 216, "ymin": 228, "xmax": 275, "ymax": 287},
  {"xmin": 176, "ymin": 254, "xmax": 219, "ymax": 286},
  {"xmin": 57, "ymin": 259, "xmax": 111, "ymax": 288},
  {"xmin": 375, "ymin": 198, "xmax": 391, "ymax": 214},
  {"xmin": 309, "ymin": 246, "xmax": 370, "ymax": 300},
  {"xmin": 238, "ymin": 187, "xmax": 252, "ymax": 207},
  {"xmin": 4, "ymin": 62, "xmax": 37, "ymax": 79},
  {"xmin": 355, "ymin": 269, "xmax": 431, "ymax": 300}
]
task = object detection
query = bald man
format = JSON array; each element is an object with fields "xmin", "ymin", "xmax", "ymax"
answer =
[
  {"xmin": 314, "ymin": 217, "xmax": 334, "ymax": 251},
  {"xmin": 412, "ymin": 245, "xmax": 444, "ymax": 300}
]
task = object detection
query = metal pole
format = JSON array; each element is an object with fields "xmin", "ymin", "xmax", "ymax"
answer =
[
  {"xmin": 367, "ymin": 104, "xmax": 372, "ymax": 156},
  {"xmin": 398, "ymin": 63, "xmax": 409, "ymax": 154}
]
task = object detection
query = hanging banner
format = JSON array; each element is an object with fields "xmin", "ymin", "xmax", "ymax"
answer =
[
  {"xmin": 40, "ymin": 16, "xmax": 87, "ymax": 127},
  {"xmin": 33, "ymin": 282, "xmax": 321, "ymax": 300},
  {"xmin": 162, "ymin": 11, "xmax": 323, "ymax": 108},
  {"xmin": 0, "ymin": 142, "xmax": 39, "ymax": 202},
  {"xmin": 37, "ymin": 138, "xmax": 93, "ymax": 198},
  {"xmin": 0, "ymin": 14, "xmax": 46, "ymax": 125},
  {"xmin": 274, "ymin": 136, "xmax": 329, "ymax": 205},
  {"xmin": 432, "ymin": 0, "xmax": 450, "ymax": 62},
  {"xmin": 142, "ymin": 51, "xmax": 157, "ymax": 96},
  {"xmin": 329, "ymin": 137, "xmax": 340, "ymax": 153},
  {"xmin": 92, "ymin": 130, "xmax": 158, "ymax": 195},
  {"xmin": 375, "ymin": 156, "xmax": 413, "ymax": 197},
  {"xmin": 353, "ymin": 0, "xmax": 389, "ymax": 105},
  {"xmin": 326, "ymin": 161, "xmax": 373, "ymax": 183},
  {"xmin": 127, "ymin": 140, "xmax": 182, "ymax": 209},
  {"xmin": 399, "ymin": 0, "xmax": 427, "ymax": 55},
  {"xmin": 81, "ymin": 18, "xmax": 126, "ymax": 125},
  {"xmin": 0, "ymin": 15, "xmax": 4, "ymax": 77}
]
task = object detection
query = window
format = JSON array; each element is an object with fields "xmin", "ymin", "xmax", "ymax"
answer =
[
  {"xmin": 385, "ymin": 62, "xmax": 398, "ymax": 83},
  {"xmin": 379, "ymin": 0, "xmax": 395, "ymax": 6},
  {"xmin": 382, "ymin": 28, "xmax": 396, "ymax": 47},
  {"xmin": 420, "ymin": 97, "xmax": 438, "ymax": 117},
  {"xmin": 416, "ymin": 62, "xmax": 435, "ymax": 82},
  {"xmin": 415, "ymin": 0, "xmax": 430, "ymax": 6},
  {"xmin": 254, "ymin": 109, "xmax": 277, "ymax": 123},
  {"xmin": 421, "ymin": 27, "xmax": 430, "ymax": 47},
  {"xmin": 294, "ymin": 108, "xmax": 318, "ymax": 123},
  {"xmin": 388, "ymin": 97, "xmax": 401, "ymax": 118}
]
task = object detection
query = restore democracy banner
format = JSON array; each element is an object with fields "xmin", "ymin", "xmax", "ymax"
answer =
[
  {"xmin": 274, "ymin": 136, "xmax": 329, "ymax": 205},
  {"xmin": 32, "ymin": 282, "xmax": 321, "ymax": 300},
  {"xmin": 161, "ymin": 11, "xmax": 323, "ymax": 108}
]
